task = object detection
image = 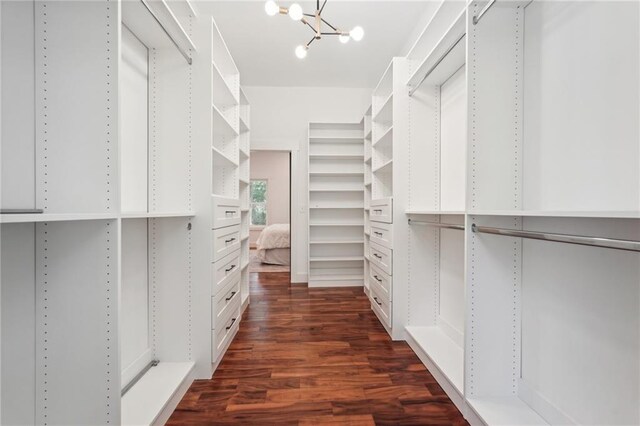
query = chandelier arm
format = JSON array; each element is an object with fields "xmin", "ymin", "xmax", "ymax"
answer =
[
  {"xmin": 320, "ymin": 32, "xmax": 342, "ymax": 36},
  {"xmin": 319, "ymin": 0, "xmax": 327, "ymax": 14},
  {"xmin": 306, "ymin": 36, "xmax": 317, "ymax": 47},
  {"xmin": 321, "ymin": 18, "xmax": 339, "ymax": 32},
  {"xmin": 317, "ymin": 0, "xmax": 320, "ymax": 12},
  {"xmin": 302, "ymin": 19, "xmax": 316, "ymax": 33},
  {"xmin": 303, "ymin": 13, "xmax": 315, "ymax": 18}
]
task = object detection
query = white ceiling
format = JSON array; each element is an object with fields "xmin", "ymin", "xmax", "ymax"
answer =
[{"xmin": 200, "ymin": 1, "xmax": 435, "ymax": 88}]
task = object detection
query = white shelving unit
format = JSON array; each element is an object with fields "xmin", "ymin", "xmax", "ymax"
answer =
[
  {"xmin": 398, "ymin": 1, "xmax": 640, "ymax": 425},
  {"xmin": 362, "ymin": 106, "xmax": 373, "ymax": 294},
  {"xmin": 367, "ymin": 57, "xmax": 410, "ymax": 340},
  {"xmin": 239, "ymin": 88, "xmax": 251, "ymax": 309},
  {"xmin": 308, "ymin": 122, "xmax": 365, "ymax": 287}
]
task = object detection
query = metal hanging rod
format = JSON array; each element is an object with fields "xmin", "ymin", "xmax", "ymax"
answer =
[
  {"xmin": 408, "ymin": 218, "xmax": 465, "ymax": 231},
  {"xmin": 140, "ymin": 0, "xmax": 192, "ymax": 65},
  {"xmin": 473, "ymin": 0, "xmax": 497, "ymax": 25},
  {"xmin": 471, "ymin": 224, "xmax": 640, "ymax": 253},
  {"xmin": 121, "ymin": 359, "xmax": 160, "ymax": 396},
  {"xmin": 408, "ymin": 32, "xmax": 465, "ymax": 97}
]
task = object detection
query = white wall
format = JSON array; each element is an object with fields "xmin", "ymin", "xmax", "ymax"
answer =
[
  {"xmin": 249, "ymin": 150, "xmax": 290, "ymax": 246},
  {"xmin": 243, "ymin": 86, "xmax": 371, "ymax": 283}
]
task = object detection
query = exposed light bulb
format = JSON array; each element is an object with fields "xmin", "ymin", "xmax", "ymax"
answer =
[
  {"xmin": 295, "ymin": 45, "xmax": 308, "ymax": 59},
  {"xmin": 350, "ymin": 26, "xmax": 364, "ymax": 41},
  {"xmin": 288, "ymin": 3, "xmax": 303, "ymax": 21},
  {"xmin": 265, "ymin": 0, "xmax": 279, "ymax": 16},
  {"xmin": 339, "ymin": 33, "xmax": 350, "ymax": 44}
]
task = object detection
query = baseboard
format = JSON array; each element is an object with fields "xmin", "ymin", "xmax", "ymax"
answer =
[{"xmin": 291, "ymin": 272, "xmax": 308, "ymax": 283}]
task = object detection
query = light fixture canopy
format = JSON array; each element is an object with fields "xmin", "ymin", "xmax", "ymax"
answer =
[{"xmin": 264, "ymin": 0, "xmax": 364, "ymax": 58}]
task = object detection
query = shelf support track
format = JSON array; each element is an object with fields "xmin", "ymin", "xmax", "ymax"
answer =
[
  {"xmin": 140, "ymin": 0, "xmax": 192, "ymax": 65},
  {"xmin": 408, "ymin": 219, "xmax": 465, "ymax": 231},
  {"xmin": 121, "ymin": 359, "xmax": 160, "ymax": 396},
  {"xmin": 408, "ymin": 32, "xmax": 465, "ymax": 97},
  {"xmin": 472, "ymin": 224, "xmax": 640, "ymax": 253}
]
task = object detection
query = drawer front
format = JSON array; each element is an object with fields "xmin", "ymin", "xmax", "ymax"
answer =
[
  {"xmin": 370, "ymin": 221, "xmax": 393, "ymax": 249},
  {"xmin": 213, "ymin": 304, "xmax": 241, "ymax": 356},
  {"xmin": 212, "ymin": 250, "xmax": 241, "ymax": 294},
  {"xmin": 370, "ymin": 241, "xmax": 392, "ymax": 275},
  {"xmin": 212, "ymin": 225, "xmax": 241, "ymax": 261},
  {"xmin": 369, "ymin": 285, "xmax": 391, "ymax": 328},
  {"xmin": 370, "ymin": 197, "xmax": 392, "ymax": 223},
  {"xmin": 369, "ymin": 262, "xmax": 392, "ymax": 301},
  {"xmin": 212, "ymin": 196, "xmax": 241, "ymax": 229},
  {"xmin": 212, "ymin": 274, "xmax": 241, "ymax": 326}
]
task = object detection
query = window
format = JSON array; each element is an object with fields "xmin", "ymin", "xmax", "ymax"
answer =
[{"xmin": 250, "ymin": 179, "xmax": 267, "ymax": 226}]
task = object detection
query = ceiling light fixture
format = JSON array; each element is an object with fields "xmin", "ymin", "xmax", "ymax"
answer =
[{"xmin": 265, "ymin": 0, "xmax": 364, "ymax": 59}]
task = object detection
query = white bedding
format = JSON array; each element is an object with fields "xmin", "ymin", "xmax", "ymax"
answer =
[{"xmin": 256, "ymin": 223, "xmax": 290, "ymax": 250}]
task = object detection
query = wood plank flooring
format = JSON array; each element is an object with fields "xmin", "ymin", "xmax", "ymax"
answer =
[{"xmin": 167, "ymin": 272, "xmax": 467, "ymax": 425}]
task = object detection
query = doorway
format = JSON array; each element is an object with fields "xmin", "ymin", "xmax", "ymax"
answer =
[{"xmin": 248, "ymin": 150, "xmax": 292, "ymax": 273}]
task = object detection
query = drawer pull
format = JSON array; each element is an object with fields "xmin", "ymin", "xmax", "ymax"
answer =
[
  {"xmin": 373, "ymin": 209, "xmax": 382, "ymax": 213},
  {"xmin": 225, "ymin": 291, "xmax": 237, "ymax": 302},
  {"xmin": 225, "ymin": 264, "xmax": 236, "ymax": 273},
  {"xmin": 373, "ymin": 231, "xmax": 383, "ymax": 236},
  {"xmin": 225, "ymin": 237, "xmax": 236, "ymax": 243},
  {"xmin": 374, "ymin": 275, "xmax": 382, "ymax": 282},
  {"xmin": 225, "ymin": 210, "xmax": 236, "ymax": 215},
  {"xmin": 226, "ymin": 317, "xmax": 237, "ymax": 330},
  {"xmin": 373, "ymin": 296, "xmax": 383, "ymax": 306},
  {"xmin": 373, "ymin": 253, "xmax": 382, "ymax": 259}
]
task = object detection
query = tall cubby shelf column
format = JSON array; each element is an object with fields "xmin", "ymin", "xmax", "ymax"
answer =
[
  {"xmin": 368, "ymin": 57, "xmax": 410, "ymax": 341},
  {"xmin": 208, "ymin": 15, "xmax": 243, "ymax": 369},
  {"xmin": 307, "ymin": 122, "xmax": 365, "ymax": 287},
  {"xmin": 363, "ymin": 106, "xmax": 373, "ymax": 295}
]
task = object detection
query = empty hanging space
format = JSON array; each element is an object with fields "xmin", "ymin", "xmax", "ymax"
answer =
[
  {"xmin": 467, "ymin": 215, "xmax": 640, "ymax": 425},
  {"xmin": 469, "ymin": 0, "xmax": 640, "ymax": 215}
]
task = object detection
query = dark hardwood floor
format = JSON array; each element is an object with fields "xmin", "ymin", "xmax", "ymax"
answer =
[{"xmin": 167, "ymin": 272, "xmax": 467, "ymax": 425}]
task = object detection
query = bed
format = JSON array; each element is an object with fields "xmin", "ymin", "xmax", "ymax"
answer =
[{"xmin": 256, "ymin": 223, "xmax": 290, "ymax": 265}]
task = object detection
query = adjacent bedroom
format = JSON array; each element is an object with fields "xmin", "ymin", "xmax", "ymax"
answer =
[{"xmin": 249, "ymin": 150, "xmax": 291, "ymax": 273}]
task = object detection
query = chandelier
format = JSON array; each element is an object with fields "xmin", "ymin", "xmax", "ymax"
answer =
[{"xmin": 264, "ymin": 0, "xmax": 364, "ymax": 59}]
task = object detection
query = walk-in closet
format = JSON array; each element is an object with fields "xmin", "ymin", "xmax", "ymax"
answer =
[{"xmin": 1, "ymin": 0, "xmax": 638, "ymax": 424}]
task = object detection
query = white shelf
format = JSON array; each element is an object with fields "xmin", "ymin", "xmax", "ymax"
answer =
[
  {"xmin": 372, "ymin": 93, "xmax": 393, "ymax": 123},
  {"xmin": 309, "ymin": 274, "xmax": 364, "ymax": 281},
  {"xmin": 309, "ymin": 256, "xmax": 365, "ymax": 262},
  {"xmin": 241, "ymin": 263, "xmax": 249, "ymax": 270},
  {"xmin": 211, "ymin": 60, "xmax": 239, "ymax": 109},
  {"xmin": 309, "ymin": 206, "xmax": 364, "ymax": 210},
  {"xmin": 239, "ymin": 177, "xmax": 249, "ymax": 185},
  {"xmin": 309, "ymin": 172, "xmax": 364, "ymax": 177},
  {"xmin": 0, "ymin": 212, "xmax": 118, "ymax": 224},
  {"xmin": 309, "ymin": 136, "xmax": 364, "ymax": 144},
  {"xmin": 467, "ymin": 397, "xmax": 549, "ymax": 426},
  {"xmin": 239, "ymin": 116, "xmax": 250, "ymax": 133},
  {"xmin": 373, "ymin": 159, "xmax": 393, "ymax": 174},
  {"xmin": 212, "ymin": 146, "xmax": 238, "ymax": 167},
  {"xmin": 241, "ymin": 235, "xmax": 249, "ymax": 241},
  {"xmin": 406, "ymin": 210, "xmax": 465, "ymax": 216},
  {"xmin": 240, "ymin": 147, "xmax": 250, "ymax": 158},
  {"xmin": 212, "ymin": 103, "xmax": 239, "ymax": 137},
  {"xmin": 309, "ymin": 189, "xmax": 364, "ymax": 193},
  {"xmin": 405, "ymin": 326, "xmax": 464, "ymax": 395},
  {"xmin": 310, "ymin": 222, "xmax": 364, "ymax": 227},
  {"xmin": 121, "ymin": 212, "xmax": 195, "ymax": 219},
  {"xmin": 365, "ymin": 156, "xmax": 372, "ymax": 164},
  {"xmin": 373, "ymin": 126, "xmax": 393, "ymax": 148},
  {"xmin": 309, "ymin": 154, "xmax": 364, "ymax": 160},
  {"xmin": 467, "ymin": 210, "xmax": 640, "ymax": 219},
  {"xmin": 309, "ymin": 240, "xmax": 364, "ymax": 244},
  {"xmin": 121, "ymin": 362, "xmax": 195, "ymax": 426}
]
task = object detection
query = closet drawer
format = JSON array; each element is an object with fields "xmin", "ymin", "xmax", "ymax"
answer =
[
  {"xmin": 369, "ymin": 241, "xmax": 392, "ymax": 275},
  {"xmin": 212, "ymin": 274, "xmax": 241, "ymax": 326},
  {"xmin": 212, "ymin": 196, "xmax": 241, "ymax": 229},
  {"xmin": 369, "ymin": 262, "xmax": 392, "ymax": 301},
  {"xmin": 370, "ymin": 221, "xmax": 393, "ymax": 249},
  {"xmin": 212, "ymin": 250, "xmax": 241, "ymax": 294},
  {"xmin": 370, "ymin": 197, "xmax": 392, "ymax": 223},
  {"xmin": 212, "ymin": 225, "xmax": 241, "ymax": 261},
  {"xmin": 369, "ymin": 285, "xmax": 391, "ymax": 328},
  {"xmin": 213, "ymin": 304, "xmax": 241, "ymax": 358}
]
